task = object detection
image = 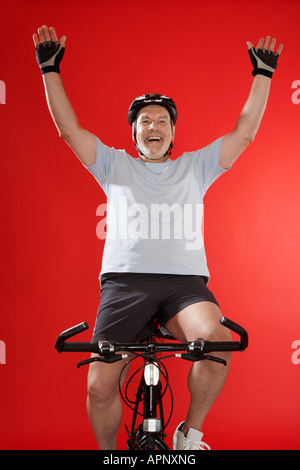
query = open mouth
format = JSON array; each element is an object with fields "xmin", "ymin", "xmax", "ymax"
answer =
[{"xmin": 147, "ymin": 136, "xmax": 162, "ymax": 142}]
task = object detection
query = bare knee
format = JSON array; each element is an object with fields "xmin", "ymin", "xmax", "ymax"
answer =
[
  {"xmin": 166, "ymin": 302, "xmax": 232, "ymax": 342},
  {"xmin": 87, "ymin": 355, "xmax": 129, "ymax": 405},
  {"xmin": 200, "ymin": 317, "xmax": 232, "ymax": 343},
  {"xmin": 87, "ymin": 364, "xmax": 119, "ymax": 405},
  {"xmin": 165, "ymin": 302, "xmax": 233, "ymax": 366}
]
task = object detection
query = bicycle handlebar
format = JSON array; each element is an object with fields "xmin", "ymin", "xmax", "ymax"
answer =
[
  {"xmin": 55, "ymin": 316, "xmax": 248, "ymax": 362},
  {"xmin": 54, "ymin": 321, "xmax": 96, "ymax": 353}
]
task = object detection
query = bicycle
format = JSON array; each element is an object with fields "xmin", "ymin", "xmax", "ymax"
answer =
[{"xmin": 55, "ymin": 316, "xmax": 248, "ymax": 450}]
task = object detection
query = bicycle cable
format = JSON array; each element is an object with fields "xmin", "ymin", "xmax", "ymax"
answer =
[{"xmin": 118, "ymin": 352, "xmax": 175, "ymax": 432}]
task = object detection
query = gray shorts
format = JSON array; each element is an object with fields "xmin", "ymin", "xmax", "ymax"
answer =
[{"xmin": 92, "ymin": 273, "xmax": 219, "ymax": 343}]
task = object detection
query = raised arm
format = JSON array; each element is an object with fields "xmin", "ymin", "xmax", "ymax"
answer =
[
  {"xmin": 33, "ymin": 25, "xmax": 96, "ymax": 167},
  {"xmin": 219, "ymin": 36, "xmax": 283, "ymax": 169}
]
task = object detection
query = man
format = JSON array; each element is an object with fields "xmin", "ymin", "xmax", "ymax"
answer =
[{"xmin": 33, "ymin": 25, "xmax": 282, "ymax": 450}]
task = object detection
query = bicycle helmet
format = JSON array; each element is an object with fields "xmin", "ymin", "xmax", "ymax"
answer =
[{"xmin": 128, "ymin": 93, "xmax": 178, "ymax": 126}]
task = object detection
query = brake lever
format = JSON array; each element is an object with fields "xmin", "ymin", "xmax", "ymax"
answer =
[
  {"xmin": 203, "ymin": 355, "xmax": 227, "ymax": 366},
  {"xmin": 77, "ymin": 354, "xmax": 124, "ymax": 368},
  {"xmin": 180, "ymin": 352, "xmax": 227, "ymax": 366}
]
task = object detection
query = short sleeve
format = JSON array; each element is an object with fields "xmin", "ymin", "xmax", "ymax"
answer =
[
  {"xmin": 85, "ymin": 137, "xmax": 116, "ymax": 194},
  {"xmin": 195, "ymin": 136, "xmax": 229, "ymax": 194}
]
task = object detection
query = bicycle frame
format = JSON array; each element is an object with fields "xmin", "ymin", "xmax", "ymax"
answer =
[
  {"xmin": 55, "ymin": 316, "xmax": 248, "ymax": 450},
  {"xmin": 124, "ymin": 356, "xmax": 169, "ymax": 450}
]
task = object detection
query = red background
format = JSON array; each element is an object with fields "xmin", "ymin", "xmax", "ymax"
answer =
[{"xmin": 1, "ymin": 0, "xmax": 300, "ymax": 450}]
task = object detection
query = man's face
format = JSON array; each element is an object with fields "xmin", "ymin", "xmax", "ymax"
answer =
[{"xmin": 133, "ymin": 105, "xmax": 175, "ymax": 162}]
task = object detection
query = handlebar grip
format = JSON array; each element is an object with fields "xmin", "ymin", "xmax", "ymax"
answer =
[
  {"xmin": 220, "ymin": 317, "xmax": 248, "ymax": 351},
  {"xmin": 55, "ymin": 322, "xmax": 89, "ymax": 352},
  {"xmin": 61, "ymin": 342, "xmax": 99, "ymax": 353}
]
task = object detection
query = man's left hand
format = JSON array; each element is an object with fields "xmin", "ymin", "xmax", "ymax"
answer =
[{"xmin": 247, "ymin": 36, "xmax": 283, "ymax": 78}]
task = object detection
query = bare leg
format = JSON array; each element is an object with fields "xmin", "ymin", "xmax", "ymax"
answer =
[
  {"xmin": 86, "ymin": 354, "xmax": 129, "ymax": 450},
  {"xmin": 165, "ymin": 301, "xmax": 232, "ymax": 434}
]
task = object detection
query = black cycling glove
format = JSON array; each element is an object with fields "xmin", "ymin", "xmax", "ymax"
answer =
[
  {"xmin": 248, "ymin": 46, "xmax": 279, "ymax": 78},
  {"xmin": 36, "ymin": 40, "xmax": 65, "ymax": 74}
]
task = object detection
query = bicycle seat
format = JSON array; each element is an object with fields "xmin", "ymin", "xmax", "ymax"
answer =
[{"xmin": 149, "ymin": 318, "xmax": 176, "ymax": 341}]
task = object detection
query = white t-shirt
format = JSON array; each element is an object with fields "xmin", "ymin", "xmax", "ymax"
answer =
[{"xmin": 85, "ymin": 136, "xmax": 228, "ymax": 280}]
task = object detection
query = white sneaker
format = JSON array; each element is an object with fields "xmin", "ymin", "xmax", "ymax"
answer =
[{"xmin": 173, "ymin": 421, "xmax": 211, "ymax": 450}]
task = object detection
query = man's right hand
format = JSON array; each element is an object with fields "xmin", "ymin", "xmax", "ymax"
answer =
[
  {"xmin": 33, "ymin": 25, "xmax": 66, "ymax": 74},
  {"xmin": 33, "ymin": 25, "xmax": 96, "ymax": 166}
]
